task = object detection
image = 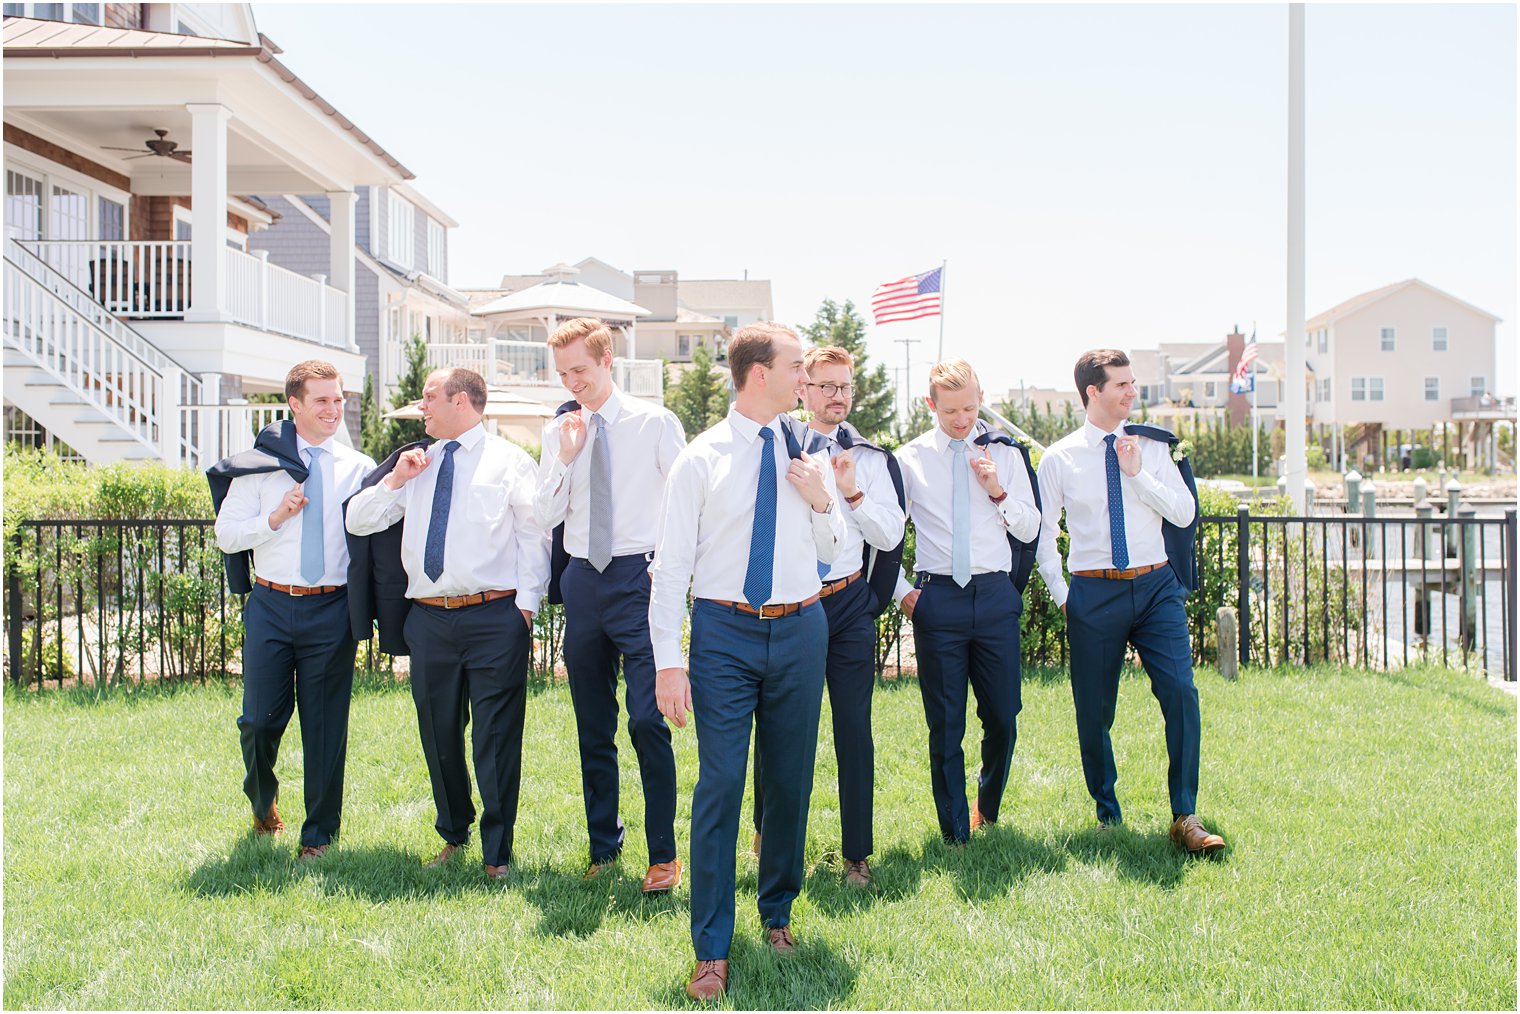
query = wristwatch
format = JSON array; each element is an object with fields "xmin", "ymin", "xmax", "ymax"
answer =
[
  {"xmin": 814, "ymin": 497, "xmax": 835, "ymax": 515},
  {"xmin": 988, "ymin": 490, "xmax": 1009, "ymax": 505},
  {"xmin": 845, "ymin": 490, "xmax": 866, "ymax": 506}
]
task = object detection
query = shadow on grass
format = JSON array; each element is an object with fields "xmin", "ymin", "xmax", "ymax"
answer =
[
  {"xmin": 515, "ymin": 861, "xmax": 685, "ymax": 939},
  {"xmin": 648, "ymin": 932, "xmax": 857, "ymax": 1010},
  {"xmin": 919, "ymin": 824, "xmax": 1069, "ymax": 901},
  {"xmin": 802, "ymin": 844, "xmax": 923, "ymax": 915},
  {"xmin": 1061, "ymin": 822, "xmax": 1228, "ymax": 889},
  {"xmin": 1375, "ymin": 667, "xmax": 1512, "ymax": 719}
]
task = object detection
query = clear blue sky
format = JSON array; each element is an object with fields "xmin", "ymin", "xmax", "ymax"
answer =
[{"xmin": 255, "ymin": 3, "xmax": 1516, "ymax": 399}]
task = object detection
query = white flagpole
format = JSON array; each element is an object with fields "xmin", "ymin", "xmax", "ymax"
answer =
[
  {"xmin": 936, "ymin": 259, "xmax": 947, "ymax": 363},
  {"xmin": 1285, "ymin": 3, "xmax": 1308, "ymax": 511}
]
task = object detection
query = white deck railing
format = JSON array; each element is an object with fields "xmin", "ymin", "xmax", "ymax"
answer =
[{"xmin": 395, "ymin": 338, "xmax": 665, "ymax": 402}]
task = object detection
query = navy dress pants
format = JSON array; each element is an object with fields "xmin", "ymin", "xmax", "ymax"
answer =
[
  {"xmin": 752, "ymin": 575, "xmax": 878, "ymax": 861},
  {"xmin": 238, "ymin": 584, "xmax": 357, "ymax": 848},
  {"xmin": 688, "ymin": 598, "xmax": 827, "ymax": 961},
  {"xmin": 910, "ymin": 571, "xmax": 1022, "ymax": 843},
  {"xmin": 561, "ymin": 554, "xmax": 677, "ymax": 865},
  {"xmin": 403, "ymin": 594, "xmax": 531, "ymax": 868},
  {"xmin": 1066, "ymin": 565, "xmax": 1200, "ymax": 825}
]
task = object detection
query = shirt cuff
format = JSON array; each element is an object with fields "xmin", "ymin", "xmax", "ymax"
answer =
[
  {"xmin": 653, "ymin": 641, "xmax": 684, "ymax": 672},
  {"xmin": 516, "ymin": 591, "xmax": 542, "ymax": 615}
]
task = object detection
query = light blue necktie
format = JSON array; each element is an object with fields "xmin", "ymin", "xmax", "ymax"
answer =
[
  {"xmin": 1104, "ymin": 434, "xmax": 1130, "ymax": 569},
  {"xmin": 423, "ymin": 440, "xmax": 461, "ymax": 582},
  {"xmin": 811, "ymin": 432, "xmax": 831, "ymax": 579},
  {"xmin": 950, "ymin": 438, "xmax": 971, "ymax": 587},
  {"xmin": 587, "ymin": 413, "xmax": 612, "ymax": 572},
  {"xmin": 299, "ymin": 446, "xmax": 324, "ymax": 585},
  {"xmin": 743, "ymin": 427, "xmax": 777, "ymax": 608}
]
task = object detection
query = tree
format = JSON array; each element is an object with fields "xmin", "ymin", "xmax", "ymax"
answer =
[
  {"xmin": 361, "ymin": 334, "xmax": 429, "ymax": 461},
  {"xmin": 799, "ymin": 298, "xmax": 895, "ymax": 441},
  {"xmin": 893, "ymin": 395, "xmax": 934, "ymax": 444},
  {"xmin": 668, "ymin": 346, "xmax": 729, "ymax": 439}
]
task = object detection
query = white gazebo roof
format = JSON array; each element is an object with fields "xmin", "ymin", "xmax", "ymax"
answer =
[{"xmin": 470, "ymin": 279, "xmax": 651, "ymax": 320}]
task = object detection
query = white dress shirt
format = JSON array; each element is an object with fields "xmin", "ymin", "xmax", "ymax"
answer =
[
  {"xmin": 533, "ymin": 387, "xmax": 686, "ymax": 558},
  {"xmin": 344, "ymin": 423, "xmax": 551, "ymax": 613},
  {"xmin": 649, "ymin": 408, "xmax": 848, "ymax": 671},
  {"xmin": 807, "ymin": 424, "xmax": 906, "ymax": 582},
  {"xmin": 214, "ymin": 434, "xmax": 375, "ymax": 587},
  {"xmin": 893, "ymin": 423, "xmax": 1041, "ymax": 601},
  {"xmin": 1035, "ymin": 420, "xmax": 1197, "ymax": 608}
]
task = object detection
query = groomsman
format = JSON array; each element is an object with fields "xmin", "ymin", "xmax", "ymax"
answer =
[
  {"xmin": 535, "ymin": 317, "xmax": 687, "ymax": 892},
  {"xmin": 1034, "ymin": 349, "xmax": 1225, "ymax": 853},
  {"xmin": 346, "ymin": 367, "xmax": 549, "ymax": 879},
  {"xmin": 894, "ymin": 359, "xmax": 1041, "ymax": 845},
  {"xmin": 211, "ymin": 360, "xmax": 376, "ymax": 860},
  {"xmin": 652, "ymin": 322, "xmax": 845, "ymax": 1001},
  {"xmin": 751, "ymin": 345, "xmax": 905, "ymax": 887}
]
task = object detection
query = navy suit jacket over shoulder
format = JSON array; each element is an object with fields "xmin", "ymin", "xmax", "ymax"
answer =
[
  {"xmin": 973, "ymin": 423, "xmax": 1041, "ymax": 593},
  {"xmin": 343, "ymin": 439, "xmax": 430, "ymax": 654},
  {"xmin": 1124, "ymin": 422, "xmax": 1200, "ymax": 592},
  {"xmin": 836, "ymin": 421, "xmax": 907, "ymax": 617},
  {"xmin": 205, "ymin": 420, "xmax": 309, "ymax": 594}
]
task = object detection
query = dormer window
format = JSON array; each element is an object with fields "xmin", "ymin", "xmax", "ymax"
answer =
[
  {"xmin": 387, "ymin": 192, "xmax": 414, "ymax": 270},
  {"xmin": 4, "ymin": 4, "xmax": 100, "ymax": 23}
]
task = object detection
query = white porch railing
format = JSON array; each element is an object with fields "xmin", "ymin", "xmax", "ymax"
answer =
[
  {"xmin": 179, "ymin": 403, "xmax": 290, "ymax": 464},
  {"xmin": 21, "ymin": 240, "xmax": 350, "ymax": 348},
  {"xmin": 400, "ymin": 338, "xmax": 664, "ymax": 402},
  {"xmin": 615, "ymin": 358, "xmax": 664, "ymax": 400}
]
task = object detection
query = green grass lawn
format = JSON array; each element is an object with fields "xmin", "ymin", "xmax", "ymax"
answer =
[{"xmin": 4, "ymin": 664, "xmax": 1515, "ymax": 1010}]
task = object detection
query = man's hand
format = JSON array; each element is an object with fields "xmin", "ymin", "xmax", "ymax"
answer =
[
  {"xmin": 786, "ymin": 451, "xmax": 832, "ymax": 512},
  {"xmin": 656, "ymin": 667, "xmax": 692, "ymax": 728},
  {"xmin": 557, "ymin": 413, "xmax": 588, "ymax": 465},
  {"xmin": 1060, "ymin": 603, "xmax": 1067, "ymax": 616},
  {"xmin": 900, "ymin": 588, "xmax": 921, "ymax": 619},
  {"xmin": 832, "ymin": 449, "xmax": 858, "ymax": 501},
  {"xmin": 1115, "ymin": 435, "xmax": 1142, "ymax": 477},
  {"xmin": 971, "ymin": 445, "xmax": 1003, "ymax": 498},
  {"xmin": 268, "ymin": 483, "xmax": 307, "ymax": 530},
  {"xmin": 384, "ymin": 448, "xmax": 428, "ymax": 490},
  {"xmin": 520, "ymin": 609, "xmax": 534, "ymax": 630}
]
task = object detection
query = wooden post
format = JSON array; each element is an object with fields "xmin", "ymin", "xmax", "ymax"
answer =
[{"xmin": 1217, "ymin": 607, "xmax": 1239, "ymax": 680}]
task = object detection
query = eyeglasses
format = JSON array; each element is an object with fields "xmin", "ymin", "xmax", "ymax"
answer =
[{"xmin": 807, "ymin": 382, "xmax": 854, "ymax": 398}]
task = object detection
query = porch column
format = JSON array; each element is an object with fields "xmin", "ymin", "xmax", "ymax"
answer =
[
  {"xmin": 627, "ymin": 322, "xmax": 638, "ymax": 360},
  {"xmin": 185, "ymin": 103, "xmax": 231, "ymax": 323},
  {"xmin": 326, "ymin": 190, "xmax": 358, "ymax": 352}
]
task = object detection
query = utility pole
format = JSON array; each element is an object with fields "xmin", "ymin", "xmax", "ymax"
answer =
[
  {"xmin": 1285, "ymin": 2, "xmax": 1308, "ymax": 511},
  {"xmin": 895, "ymin": 338, "xmax": 921, "ymax": 421}
]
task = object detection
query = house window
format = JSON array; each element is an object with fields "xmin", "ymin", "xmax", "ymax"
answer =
[
  {"xmin": 4, "ymin": 3, "xmax": 98, "ymax": 20},
  {"xmin": 1432, "ymin": 326, "xmax": 1448, "ymax": 352},
  {"xmin": 49, "ymin": 184, "xmax": 87, "ymax": 240},
  {"xmin": 1138, "ymin": 385, "xmax": 1151, "ymax": 402},
  {"xmin": 386, "ymin": 192, "xmax": 414, "ymax": 270},
  {"xmin": 1204, "ymin": 381, "xmax": 1217, "ymax": 400},
  {"xmin": 426, "ymin": 218, "xmax": 445, "ymax": 279},
  {"xmin": 1369, "ymin": 377, "xmax": 1384, "ymax": 401},
  {"xmin": 678, "ymin": 335, "xmax": 690, "ymax": 356},
  {"xmin": 1379, "ymin": 327, "xmax": 1395, "ymax": 352},
  {"xmin": 1471, "ymin": 376, "xmax": 1486, "ymax": 397},
  {"xmin": 1317, "ymin": 329, "xmax": 1328, "ymax": 353},
  {"xmin": 1351, "ymin": 377, "xmax": 1366, "ymax": 402},
  {"xmin": 1424, "ymin": 377, "xmax": 1440, "ymax": 401},
  {"xmin": 97, "ymin": 196, "xmax": 124, "ymax": 241},
  {"xmin": 5, "ymin": 168, "xmax": 44, "ymax": 240},
  {"xmin": 723, "ymin": 315, "xmax": 738, "ymax": 329}
]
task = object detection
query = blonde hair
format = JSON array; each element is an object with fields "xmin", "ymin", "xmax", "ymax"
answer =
[
  {"xmin": 548, "ymin": 317, "xmax": 614, "ymax": 362},
  {"xmin": 927, "ymin": 358, "xmax": 979, "ymax": 401},
  {"xmin": 729, "ymin": 321, "xmax": 799, "ymax": 390},
  {"xmin": 284, "ymin": 359, "xmax": 341, "ymax": 401},
  {"xmin": 803, "ymin": 345, "xmax": 855, "ymax": 372}
]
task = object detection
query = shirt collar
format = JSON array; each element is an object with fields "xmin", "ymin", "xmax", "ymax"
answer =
[
  {"xmin": 435, "ymin": 422, "xmax": 486, "ymax": 455},
  {"xmin": 809, "ymin": 422, "xmax": 839, "ymax": 447},
  {"xmin": 932, "ymin": 424, "xmax": 974, "ymax": 454},
  {"xmin": 583, "ymin": 386, "xmax": 623, "ymax": 426},
  {"xmin": 295, "ymin": 432, "xmax": 335, "ymax": 458},
  {"xmin": 1084, "ymin": 419, "xmax": 1127, "ymax": 448},
  {"xmin": 728, "ymin": 407, "xmax": 780, "ymax": 446}
]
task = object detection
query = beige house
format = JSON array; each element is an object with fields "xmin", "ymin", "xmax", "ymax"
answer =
[{"xmin": 1306, "ymin": 278, "xmax": 1502, "ymax": 431}]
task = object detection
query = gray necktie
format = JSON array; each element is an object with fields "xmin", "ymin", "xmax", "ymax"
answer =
[
  {"xmin": 587, "ymin": 412, "xmax": 612, "ymax": 572},
  {"xmin": 299, "ymin": 446, "xmax": 324, "ymax": 585},
  {"xmin": 950, "ymin": 438, "xmax": 971, "ymax": 587}
]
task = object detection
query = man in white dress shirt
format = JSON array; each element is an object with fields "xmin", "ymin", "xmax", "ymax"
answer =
[
  {"xmin": 212, "ymin": 360, "xmax": 376, "ymax": 861},
  {"xmin": 651, "ymin": 322, "xmax": 845, "ymax": 1001},
  {"xmin": 346, "ymin": 367, "xmax": 550, "ymax": 879},
  {"xmin": 1035, "ymin": 349, "xmax": 1225, "ymax": 854},
  {"xmin": 750, "ymin": 344, "xmax": 906, "ymax": 888},
  {"xmin": 535, "ymin": 317, "xmax": 687, "ymax": 893},
  {"xmin": 894, "ymin": 359, "xmax": 1042, "ymax": 845}
]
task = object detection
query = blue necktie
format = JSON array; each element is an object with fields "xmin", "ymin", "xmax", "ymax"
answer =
[
  {"xmin": 587, "ymin": 413, "xmax": 612, "ymax": 572},
  {"xmin": 1104, "ymin": 434, "xmax": 1130, "ymax": 569},
  {"xmin": 423, "ymin": 440, "xmax": 461, "ymax": 582},
  {"xmin": 744, "ymin": 427, "xmax": 777, "ymax": 608},
  {"xmin": 950, "ymin": 438, "xmax": 971, "ymax": 587},
  {"xmin": 299, "ymin": 446, "xmax": 324, "ymax": 584},
  {"xmin": 812, "ymin": 432, "xmax": 831, "ymax": 579}
]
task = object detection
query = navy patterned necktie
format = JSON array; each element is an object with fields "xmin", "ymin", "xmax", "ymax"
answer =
[
  {"xmin": 743, "ymin": 427, "xmax": 777, "ymax": 608},
  {"xmin": 1104, "ymin": 434, "xmax": 1130, "ymax": 569},
  {"xmin": 423, "ymin": 440, "xmax": 461, "ymax": 581},
  {"xmin": 811, "ymin": 432, "xmax": 831, "ymax": 578}
]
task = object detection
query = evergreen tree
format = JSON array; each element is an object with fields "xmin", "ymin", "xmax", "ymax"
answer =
[
  {"xmin": 799, "ymin": 298, "xmax": 894, "ymax": 441},
  {"xmin": 358, "ymin": 370, "xmax": 386, "ymax": 462},
  {"xmin": 894, "ymin": 395, "xmax": 934, "ymax": 444},
  {"xmin": 668, "ymin": 346, "xmax": 730, "ymax": 439}
]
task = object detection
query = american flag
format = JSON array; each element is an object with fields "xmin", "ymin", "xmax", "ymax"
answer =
[
  {"xmin": 1229, "ymin": 328, "xmax": 1259, "ymax": 394},
  {"xmin": 871, "ymin": 267, "xmax": 942, "ymax": 325}
]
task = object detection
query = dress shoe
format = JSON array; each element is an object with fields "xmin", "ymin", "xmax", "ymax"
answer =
[
  {"xmin": 843, "ymin": 859, "xmax": 871, "ymax": 888},
  {"xmin": 970, "ymin": 800, "xmax": 988, "ymax": 832},
  {"xmin": 295, "ymin": 843, "xmax": 329, "ymax": 863},
  {"xmin": 484, "ymin": 863, "xmax": 510, "ymax": 881},
  {"xmin": 751, "ymin": 831, "xmax": 762, "ymax": 855},
  {"xmin": 1096, "ymin": 821, "xmax": 1119, "ymax": 834},
  {"xmin": 253, "ymin": 800, "xmax": 283, "ymax": 836},
  {"xmin": 583, "ymin": 861, "xmax": 613, "ymax": 881},
  {"xmin": 424, "ymin": 842, "xmax": 462, "ymax": 868},
  {"xmin": 1169, "ymin": 814, "xmax": 1226, "ymax": 854},
  {"xmin": 685, "ymin": 959, "xmax": 728, "ymax": 1001},
  {"xmin": 765, "ymin": 925, "xmax": 797, "ymax": 955},
  {"xmin": 641, "ymin": 859, "xmax": 682, "ymax": 894}
]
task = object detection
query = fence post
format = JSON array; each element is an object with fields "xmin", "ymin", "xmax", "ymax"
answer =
[
  {"xmin": 1459, "ymin": 506, "xmax": 1477, "ymax": 655},
  {"xmin": 7, "ymin": 533, "xmax": 22, "ymax": 684},
  {"xmin": 1236, "ymin": 504, "xmax": 1250, "ymax": 668},
  {"xmin": 1507, "ymin": 508, "xmax": 1516, "ymax": 681},
  {"xmin": 1344, "ymin": 469, "xmax": 1362, "ymax": 515}
]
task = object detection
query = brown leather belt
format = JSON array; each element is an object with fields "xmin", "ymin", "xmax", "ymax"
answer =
[
  {"xmin": 413, "ymin": 589, "xmax": 516, "ymax": 609},
  {"xmin": 1071, "ymin": 561, "xmax": 1167, "ymax": 581},
  {"xmin": 255, "ymin": 577, "xmax": 344, "ymax": 596},
  {"xmin": 705, "ymin": 593, "xmax": 821, "ymax": 619},
  {"xmin": 818, "ymin": 570, "xmax": 863, "ymax": 598}
]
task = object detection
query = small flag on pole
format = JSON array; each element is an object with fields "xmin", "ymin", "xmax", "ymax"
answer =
[
  {"xmin": 1229, "ymin": 328, "xmax": 1259, "ymax": 394},
  {"xmin": 871, "ymin": 267, "xmax": 943, "ymax": 325}
]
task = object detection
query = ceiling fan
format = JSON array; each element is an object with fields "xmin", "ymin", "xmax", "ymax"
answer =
[{"xmin": 103, "ymin": 129, "xmax": 192, "ymax": 164}]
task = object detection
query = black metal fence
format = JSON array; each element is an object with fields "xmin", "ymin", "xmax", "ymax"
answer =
[{"xmin": 5, "ymin": 511, "xmax": 1516, "ymax": 688}]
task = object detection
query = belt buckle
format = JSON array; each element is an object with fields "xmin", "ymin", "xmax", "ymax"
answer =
[
  {"xmin": 759, "ymin": 603, "xmax": 783, "ymax": 619},
  {"xmin": 288, "ymin": 584, "xmax": 310, "ymax": 597},
  {"xmin": 442, "ymin": 594, "xmax": 462, "ymax": 609}
]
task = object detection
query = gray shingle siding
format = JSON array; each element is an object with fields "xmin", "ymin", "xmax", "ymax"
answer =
[
  {"xmin": 248, "ymin": 195, "xmax": 330, "ymax": 279},
  {"xmin": 356, "ymin": 188, "xmax": 371, "ymax": 251},
  {"xmin": 373, "ymin": 187, "xmax": 388, "ymax": 266},
  {"xmin": 303, "ymin": 195, "xmax": 330, "ymax": 221},
  {"xmin": 414, "ymin": 215, "xmax": 429, "ymax": 278},
  {"xmin": 355, "ymin": 264, "xmax": 380, "ymax": 386}
]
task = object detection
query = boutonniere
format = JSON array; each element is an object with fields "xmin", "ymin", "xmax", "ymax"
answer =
[{"xmin": 1171, "ymin": 439, "xmax": 1193, "ymax": 463}]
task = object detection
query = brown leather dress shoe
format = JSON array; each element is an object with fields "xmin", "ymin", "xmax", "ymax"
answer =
[
  {"xmin": 1169, "ymin": 814, "xmax": 1226, "ymax": 854},
  {"xmin": 685, "ymin": 959, "xmax": 728, "ymax": 1001},
  {"xmin": 751, "ymin": 831, "xmax": 762, "ymax": 855},
  {"xmin": 253, "ymin": 800, "xmax": 283, "ymax": 836},
  {"xmin": 844, "ymin": 859, "xmax": 871, "ymax": 888},
  {"xmin": 583, "ymin": 862, "xmax": 611, "ymax": 881},
  {"xmin": 765, "ymin": 925, "xmax": 797, "ymax": 955},
  {"xmin": 424, "ymin": 842, "xmax": 462, "ymax": 868},
  {"xmin": 484, "ymin": 862, "xmax": 510, "ymax": 881},
  {"xmin": 970, "ymin": 800, "xmax": 988, "ymax": 832},
  {"xmin": 295, "ymin": 843, "xmax": 328, "ymax": 863},
  {"xmin": 641, "ymin": 859, "xmax": 682, "ymax": 894}
]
